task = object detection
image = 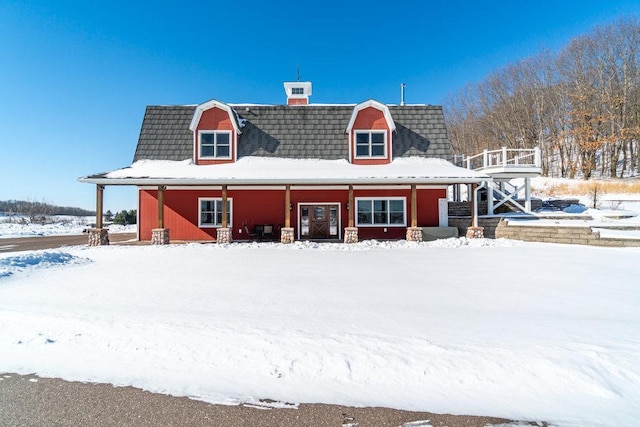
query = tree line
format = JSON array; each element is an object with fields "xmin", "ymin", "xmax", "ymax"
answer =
[
  {"xmin": 445, "ymin": 16, "xmax": 640, "ymax": 179},
  {"xmin": 0, "ymin": 200, "xmax": 95, "ymax": 219},
  {"xmin": 0, "ymin": 200, "xmax": 137, "ymax": 225}
]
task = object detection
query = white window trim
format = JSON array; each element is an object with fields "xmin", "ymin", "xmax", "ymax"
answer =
[
  {"xmin": 353, "ymin": 130, "xmax": 388, "ymax": 159},
  {"xmin": 355, "ymin": 197, "xmax": 406, "ymax": 227},
  {"xmin": 198, "ymin": 130, "xmax": 233, "ymax": 160},
  {"xmin": 198, "ymin": 197, "xmax": 233, "ymax": 228}
]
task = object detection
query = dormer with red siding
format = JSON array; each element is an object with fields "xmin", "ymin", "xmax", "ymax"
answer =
[
  {"xmin": 346, "ymin": 100, "xmax": 396, "ymax": 165},
  {"xmin": 189, "ymin": 100, "xmax": 241, "ymax": 165}
]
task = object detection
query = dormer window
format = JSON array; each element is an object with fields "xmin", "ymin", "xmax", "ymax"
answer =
[
  {"xmin": 199, "ymin": 131, "xmax": 231, "ymax": 159},
  {"xmin": 355, "ymin": 131, "xmax": 386, "ymax": 158},
  {"xmin": 291, "ymin": 87, "xmax": 305, "ymax": 95},
  {"xmin": 189, "ymin": 100, "xmax": 240, "ymax": 164},
  {"xmin": 346, "ymin": 100, "xmax": 396, "ymax": 164}
]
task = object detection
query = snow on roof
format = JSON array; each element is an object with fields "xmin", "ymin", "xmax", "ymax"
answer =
[{"xmin": 81, "ymin": 156, "xmax": 489, "ymax": 185}]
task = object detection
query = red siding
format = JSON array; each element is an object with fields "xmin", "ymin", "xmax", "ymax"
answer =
[
  {"xmin": 195, "ymin": 107, "xmax": 236, "ymax": 165},
  {"xmin": 287, "ymin": 98, "xmax": 308, "ymax": 105},
  {"xmin": 139, "ymin": 187, "xmax": 446, "ymax": 242},
  {"xmin": 350, "ymin": 106, "xmax": 392, "ymax": 165}
]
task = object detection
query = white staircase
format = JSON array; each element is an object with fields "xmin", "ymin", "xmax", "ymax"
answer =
[{"xmin": 455, "ymin": 147, "xmax": 543, "ymax": 214}]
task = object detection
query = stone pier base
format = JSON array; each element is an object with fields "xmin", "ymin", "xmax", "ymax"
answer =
[
  {"xmin": 216, "ymin": 228, "xmax": 232, "ymax": 244},
  {"xmin": 151, "ymin": 228, "xmax": 170, "ymax": 245},
  {"xmin": 344, "ymin": 227, "xmax": 358, "ymax": 244},
  {"xmin": 88, "ymin": 228, "xmax": 109, "ymax": 246},
  {"xmin": 280, "ymin": 227, "xmax": 294, "ymax": 244},
  {"xmin": 406, "ymin": 227, "xmax": 423, "ymax": 242},
  {"xmin": 466, "ymin": 226, "xmax": 485, "ymax": 239}
]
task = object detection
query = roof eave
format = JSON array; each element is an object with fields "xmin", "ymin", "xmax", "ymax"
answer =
[{"xmin": 78, "ymin": 176, "xmax": 489, "ymax": 186}]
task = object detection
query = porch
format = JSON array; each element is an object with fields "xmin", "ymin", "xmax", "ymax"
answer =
[
  {"xmin": 86, "ymin": 182, "xmax": 484, "ymax": 246},
  {"xmin": 79, "ymin": 157, "xmax": 491, "ymax": 246}
]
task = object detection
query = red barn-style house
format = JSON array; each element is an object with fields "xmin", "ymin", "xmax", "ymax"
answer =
[{"xmin": 80, "ymin": 81, "xmax": 489, "ymax": 245}]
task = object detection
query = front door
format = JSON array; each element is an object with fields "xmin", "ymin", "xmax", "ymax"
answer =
[{"xmin": 300, "ymin": 204, "xmax": 339, "ymax": 240}]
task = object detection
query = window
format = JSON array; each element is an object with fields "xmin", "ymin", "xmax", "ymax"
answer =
[
  {"xmin": 356, "ymin": 198, "xmax": 405, "ymax": 226},
  {"xmin": 355, "ymin": 131, "xmax": 386, "ymax": 158},
  {"xmin": 199, "ymin": 131, "xmax": 231, "ymax": 159},
  {"xmin": 291, "ymin": 87, "xmax": 305, "ymax": 95},
  {"xmin": 199, "ymin": 198, "xmax": 232, "ymax": 227}
]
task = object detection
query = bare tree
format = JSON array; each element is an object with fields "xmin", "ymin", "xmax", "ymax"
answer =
[{"xmin": 444, "ymin": 15, "xmax": 640, "ymax": 180}]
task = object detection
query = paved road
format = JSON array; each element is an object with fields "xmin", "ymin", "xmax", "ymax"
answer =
[
  {"xmin": 0, "ymin": 374, "xmax": 524, "ymax": 427},
  {"xmin": 0, "ymin": 233, "xmax": 137, "ymax": 253}
]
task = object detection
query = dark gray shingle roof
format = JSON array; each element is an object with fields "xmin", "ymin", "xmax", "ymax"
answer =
[{"xmin": 133, "ymin": 104, "xmax": 451, "ymax": 163}]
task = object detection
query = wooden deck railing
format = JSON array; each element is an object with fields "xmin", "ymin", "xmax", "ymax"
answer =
[{"xmin": 464, "ymin": 147, "xmax": 541, "ymax": 171}]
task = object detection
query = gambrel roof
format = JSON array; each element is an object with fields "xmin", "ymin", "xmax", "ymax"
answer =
[{"xmin": 133, "ymin": 104, "xmax": 452, "ymax": 163}]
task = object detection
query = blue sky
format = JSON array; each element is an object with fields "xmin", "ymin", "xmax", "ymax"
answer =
[{"xmin": 1, "ymin": 1, "xmax": 639, "ymax": 212}]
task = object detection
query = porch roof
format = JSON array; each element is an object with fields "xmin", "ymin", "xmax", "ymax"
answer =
[{"xmin": 79, "ymin": 156, "xmax": 490, "ymax": 186}]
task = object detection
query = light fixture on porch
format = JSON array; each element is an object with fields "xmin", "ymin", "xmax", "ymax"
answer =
[{"xmin": 289, "ymin": 203, "xmax": 293, "ymax": 211}]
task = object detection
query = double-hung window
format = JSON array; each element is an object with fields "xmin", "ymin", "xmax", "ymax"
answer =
[
  {"xmin": 355, "ymin": 131, "xmax": 386, "ymax": 158},
  {"xmin": 199, "ymin": 198, "xmax": 232, "ymax": 227},
  {"xmin": 199, "ymin": 131, "xmax": 231, "ymax": 159},
  {"xmin": 356, "ymin": 198, "xmax": 406, "ymax": 226}
]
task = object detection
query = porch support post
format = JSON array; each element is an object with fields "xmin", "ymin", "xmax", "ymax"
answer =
[
  {"xmin": 152, "ymin": 185, "xmax": 170, "ymax": 244},
  {"xmin": 470, "ymin": 183, "xmax": 477, "ymax": 227},
  {"xmin": 157, "ymin": 185, "xmax": 165, "ymax": 229},
  {"xmin": 221, "ymin": 185, "xmax": 228, "ymax": 228},
  {"xmin": 411, "ymin": 184, "xmax": 417, "ymax": 228},
  {"xmin": 487, "ymin": 180, "xmax": 495, "ymax": 215},
  {"xmin": 284, "ymin": 184, "xmax": 291, "ymax": 228},
  {"xmin": 88, "ymin": 184, "xmax": 109, "ymax": 246},
  {"xmin": 217, "ymin": 184, "xmax": 232, "ymax": 244},
  {"xmin": 281, "ymin": 184, "xmax": 294, "ymax": 243},
  {"xmin": 466, "ymin": 183, "xmax": 484, "ymax": 239},
  {"xmin": 406, "ymin": 184, "xmax": 423, "ymax": 242},
  {"xmin": 524, "ymin": 177, "xmax": 531, "ymax": 213},
  {"xmin": 96, "ymin": 184, "xmax": 104, "ymax": 229},
  {"xmin": 344, "ymin": 185, "xmax": 358, "ymax": 243},
  {"xmin": 348, "ymin": 185, "xmax": 354, "ymax": 228}
]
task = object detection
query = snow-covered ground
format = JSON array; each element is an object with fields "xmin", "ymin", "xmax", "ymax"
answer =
[
  {"xmin": 0, "ymin": 239, "xmax": 639, "ymax": 427},
  {"xmin": 1, "ymin": 182, "xmax": 639, "ymax": 426},
  {"xmin": 0, "ymin": 216, "xmax": 135, "ymax": 238},
  {"xmin": 491, "ymin": 177, "xmax": 640, "ymax": 238},
  {"xmin": 529, "ymin": 176, "xmax": 640, "ymax": 214}
]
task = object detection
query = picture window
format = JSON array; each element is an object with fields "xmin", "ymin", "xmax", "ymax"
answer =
[{"xmin": 356, "ymin": 198, "xmax": 405, "ymax": 226}]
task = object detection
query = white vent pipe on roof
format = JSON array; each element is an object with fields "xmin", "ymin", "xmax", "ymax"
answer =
[{"xmin": 400, "ymin": 83, "xmax": 406, "ymax": 106}]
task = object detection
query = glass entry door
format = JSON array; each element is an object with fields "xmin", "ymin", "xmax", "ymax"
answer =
[{"xmin": 300, "ymin": 204, "xmax": 339, "ymax": 239}]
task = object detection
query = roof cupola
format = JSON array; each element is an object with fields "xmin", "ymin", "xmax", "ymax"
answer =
[{"xmin": 283, "ymin": 81, "xmax": 312, "ymax": 105}]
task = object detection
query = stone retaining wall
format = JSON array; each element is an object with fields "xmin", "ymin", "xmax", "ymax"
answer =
[{"xmin": 495, "ymin": 220, "xmax": 640, "ymax": 247}]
